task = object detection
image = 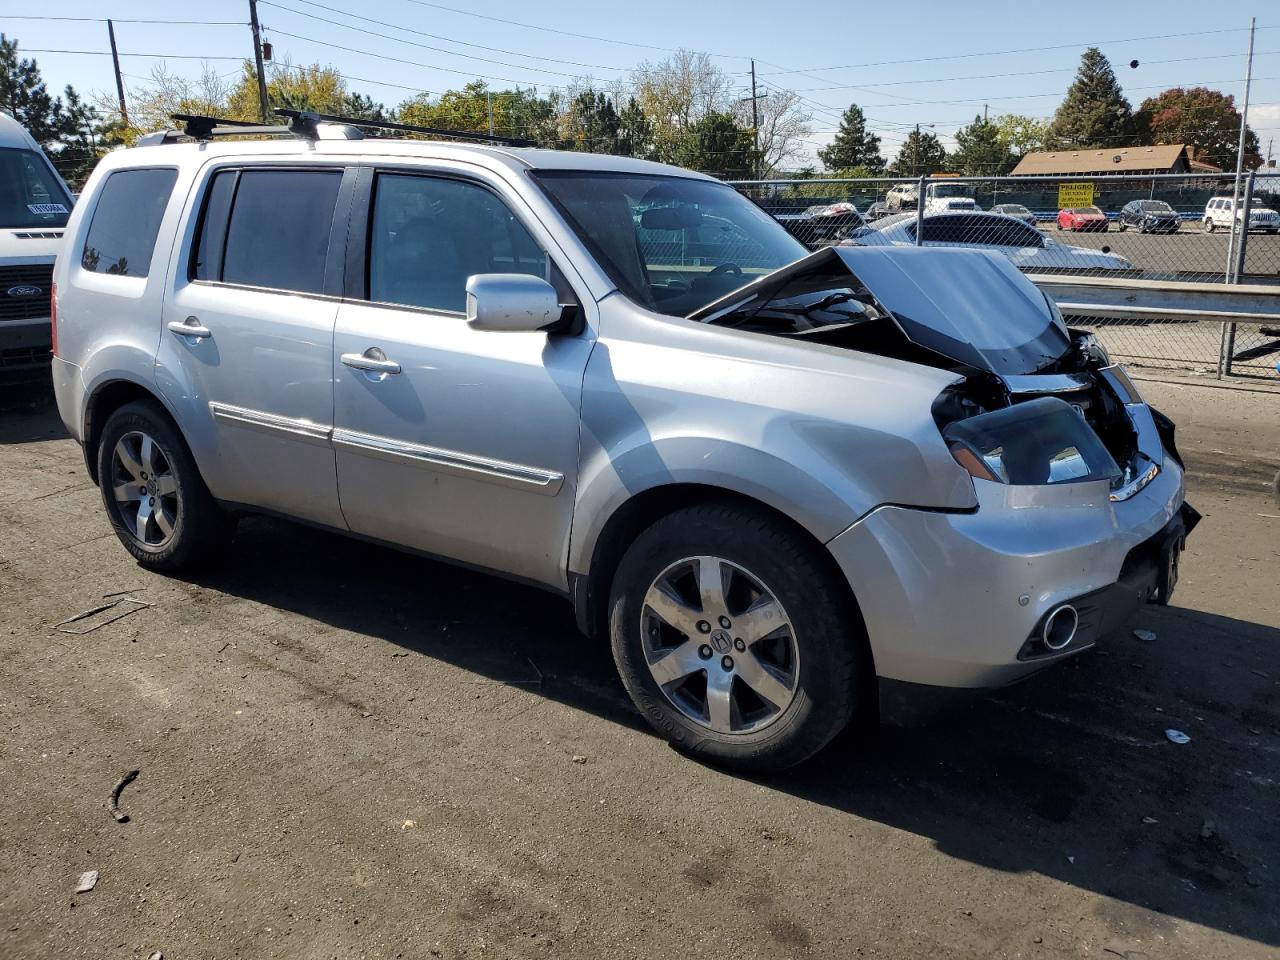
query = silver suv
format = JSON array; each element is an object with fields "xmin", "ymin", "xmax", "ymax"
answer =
[{"xmin": 52, "ymin": 115, "xmax": 1196, "ymax": 770}]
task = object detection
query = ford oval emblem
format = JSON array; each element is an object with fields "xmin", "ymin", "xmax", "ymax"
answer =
[{"xmin": 6, "ymin": 284, "xmax": 43, "ymax": 298}]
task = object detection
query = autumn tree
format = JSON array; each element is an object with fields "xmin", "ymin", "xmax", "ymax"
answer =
[
  {"xmin": 1046, "ymin": 48, "xmax": 1134, "ymax": 149},
  {"xmin": 1136, "ymin": 86, "xmax": 1260, "ymax": 170},
  {"xmin": 733, "ymin": 88, "xmax": 812, "ymax": 175},
  {"xmin": 817, "ymin": 103, "xmax": 883, "ymax": 173},
  {"xmin": 992, "ymin": 113, "xmax": 1049, "ymax": 157}
]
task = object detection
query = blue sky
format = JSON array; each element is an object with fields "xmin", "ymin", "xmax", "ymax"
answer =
[{"xmin": 4, "ymin": 0, "xmax": 1277, "ymax": 166}]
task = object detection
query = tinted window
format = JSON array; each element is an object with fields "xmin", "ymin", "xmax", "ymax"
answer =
[
  {"xmin": 368, "ymin": 174, "xmax": 547, "ymax": 314},
  {"xmin": 193, "ymin": 170, "xmax": 236, "ymax": 282},
  {"xmin": 0, "ymin": 147, "xmax": 74, "ymax": 228},
  {"xmin": 221, "ymin": 169, "xmax": 342, "ymax": 294},
  {"xmin": 81, "ymin": 168, "xmax": 178, "ymax": 277}
]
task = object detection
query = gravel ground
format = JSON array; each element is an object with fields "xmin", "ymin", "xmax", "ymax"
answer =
[{"xmin": 1, "ymin": 377, "xmax": 1277, "ymax": 960}]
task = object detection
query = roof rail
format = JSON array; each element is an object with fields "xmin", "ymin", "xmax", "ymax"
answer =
[
  {"xmin": 135, "ymin": 111, "xmax": 364, "ymax": 146},
  {"xmin": 273, "ymin": 108, "xmax": 533, "ymax": 147}
]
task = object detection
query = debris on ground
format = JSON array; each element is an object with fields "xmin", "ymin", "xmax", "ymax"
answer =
[
  {"xmin": 1142, "ymin": 816, "xmax": 1159, "ymax": 824},
  {"xmin": 1199, "ymin": 819, "xmax": 1217, "ymax": 840},
  {"xmin": 1165, "ymin": 729, "xmax": 1191, "ymax": 744},
  {"xmin": 1132, "ymin": 629, "xmax": 1157, "ymax": 642},
  {"xmin": 401, "ymin": 819, "xmax": 416, "ymax": 830},
  {"xmin": 55, "ymin": 597, "xmax": 153, "ymax": 635},
  {"xmin": 108, "ymin": 768, "xmax": 140, "ymax": 823},
  {"xmin": 572, "ymin": 755, "xmax": 587, "ymax": 764},
  {"xmin": 74, "ymin": 871, "xmax": 98, "ymax": 893},
  {"xmin": 148, "ymin": 952, "xmax": 163, "ymax": 960}
]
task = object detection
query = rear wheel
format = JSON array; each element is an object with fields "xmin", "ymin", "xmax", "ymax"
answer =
[
  {"xmin": 609, "ymin": 503, "xmax": 865, "ymax": 772},
  {"xmin": 97, "ymin": 400, "xmax": 232, "ymax": 571}
]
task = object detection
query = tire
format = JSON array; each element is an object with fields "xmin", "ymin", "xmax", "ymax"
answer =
[
  {"xmin": 1118, "ymin": 221, "xmax": 1127, "ymax": 232},
  {"xmin": 608, "ymin": 503, "xmax": 865, "ymax": 772},
  {"xmin": 1204, "ymin": 219, "xmax": 1215, "ymax": 234},
  {"xmin": 97, "ymin": 400, "xmax": 232, "ymax": 572}
]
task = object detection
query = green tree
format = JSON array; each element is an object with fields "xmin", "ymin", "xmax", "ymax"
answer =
[
  {"xmin": 992, "ymin": 113, "xmax": 1049, "ymax": 157},
  {"xmin": 1135, "ymin": 86, "xmax": 1260, "ymax": 170},
  {"xmin": 224, "ymin": 60, "xmax": 347, "ymax": 119},
  {"xmin": 949, "ymin": 114, "xmax": 1016, "ymax": 175},
  {"xmin": 888, "ymin": 128, "xmax": 948, "ymax": 176},
  {"xmin": 342, "ymin": 92, "xmax": 390, "ymax": 122},
  {"xmin": 616, "ymin": 97, "xmax": 653, "ymax": 159},
  {"xmin": 399, "ymin": 82, "xmax": 560, "ymax": 145},
  {"xmin": 562, "ymin": 89, "xmax": 621, "ymax": 153},
  {"xmin": 0, "ymin": 35, "xmax": 100, "ymax": 186},
  {"xmin": 671, "ymin": 111, "xmax": 757, "ymax": 179},
  {"xmin": 1046, "ymin": 47, "xmax": 1134, "ymax": 149},
  {"xmin": 817, "ymin": 103, "xmax": 883, "ymax": 172}
]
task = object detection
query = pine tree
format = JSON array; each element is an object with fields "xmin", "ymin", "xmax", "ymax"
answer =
[
  {"xmin": 888, "ymin": 128, "xmax": 948, "ymax": 176},
  {"xmin": 818, "ymin": 103, "xmax": 884, "ymax": 172},
  {"xmin": 1047, "ymin": 48, "xmax": 1134, "ymax": 149},
  {"xmin": 949, "ymin": 114, "xmax": 1016, "ymax": 175},
  {"xmin": 0, "ymin": 35, "xmax": 99, "ymax": 187}
]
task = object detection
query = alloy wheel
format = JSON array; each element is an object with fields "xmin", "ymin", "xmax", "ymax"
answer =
[
  {"xmin": 110, "ymin": 430, "xmax": 180, "ymax": 548},
  {"xmin": 640, "ymin": 555, "xmax": 799, "ymax": 735}
]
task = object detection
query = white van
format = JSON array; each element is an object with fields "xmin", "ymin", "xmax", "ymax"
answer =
[{"xmin": 0, "ymin": 111, "xmax": 73, "ymax": 378}]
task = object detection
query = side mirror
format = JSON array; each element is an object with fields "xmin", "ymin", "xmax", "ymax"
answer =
[{"xmin": 466, "ymin": 274, "xmax": 561, "ymax": 333}]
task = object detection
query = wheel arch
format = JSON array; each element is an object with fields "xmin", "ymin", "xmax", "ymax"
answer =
[
  {"xmin": 571, "ymin": 482, "xmax": 869, "ymax": 664},
  {"xmin": 82, "ymin": 378, "xmax": 181, "ymax": 484}
]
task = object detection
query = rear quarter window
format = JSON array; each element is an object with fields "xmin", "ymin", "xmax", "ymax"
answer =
[{"xmin": 81, "ymin": 168, "xmax": 178, "ymax": 278}]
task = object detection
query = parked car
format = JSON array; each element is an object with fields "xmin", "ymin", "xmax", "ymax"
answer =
[
  {"xmin": 775, "ymin": 203, "xmax": 865, "ymax": 249},
  {"xmin": 1057, "ymin": 206, "xmax": 1109, "ymax": 232},
  {"xmin": 1202, "ymin": 196, "xmax": 1280, "ymax": 234},
  {"xmin": 863, "ymin": 201, "xmax": 891, "ymax": 222},
  {"xmin": 885, "ymin": 182, "xmax": 918, "ymax": 210},
  {"xmin": 990, "ymin": 203, "xmax": 1037, "ymax": 227},
  {"xmin": 845, "ymin": 212, "xmax": 1132, "ymax": 273},
  {"xmin": 51, "ymin": 118, "xmax": 1195, "ymax": 771},
  {"xmin": 1117, "ymin": 199, "xmax": 1180, "ymax": 234},
  {"xmin": 0, "ymin": 110, "xmax": 75, "ymax": 380}
]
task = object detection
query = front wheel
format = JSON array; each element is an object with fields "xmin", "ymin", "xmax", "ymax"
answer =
[
  {"xmin": 97, "ymin": 400, "xmax": 232, "ymax": 571},
  {"xmin": 609, "ymin": 504, "xmax": 866, "ymax": 772},
  {"xmin": 1204, "ymin": 219, "xmax": 1215, "ymax": 234}
]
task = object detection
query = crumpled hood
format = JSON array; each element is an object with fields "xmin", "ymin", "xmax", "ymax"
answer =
[{"xmin": 690, "ymin": 245, "xmax": 1071, "ymax": 375}]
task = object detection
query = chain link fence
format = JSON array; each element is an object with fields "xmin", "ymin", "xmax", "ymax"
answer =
[{"xmin": 731, "ymin": 172, "xmax": 1280, "ymax": 381}]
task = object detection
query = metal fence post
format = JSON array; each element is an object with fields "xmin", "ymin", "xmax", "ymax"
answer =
[
  {"xmin": 1218, "ymin": 170, "xmax": 1256, "ymax": 378},
  {"xmin": 914, "ymin": 175, "xmax": 926, "ymax": 246}
]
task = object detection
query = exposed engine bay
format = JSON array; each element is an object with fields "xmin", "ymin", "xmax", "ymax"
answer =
[{"xmin": 690, "ymin": 245, "xmax": 1180, "ymax": 499}]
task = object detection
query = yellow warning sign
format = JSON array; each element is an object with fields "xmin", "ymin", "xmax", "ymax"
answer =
[{"xmin": 1058, "ymin": 182, "xmax": 1095, "ymax": 208}]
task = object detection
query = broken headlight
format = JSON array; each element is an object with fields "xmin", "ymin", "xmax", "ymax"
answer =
[{"xmin": 943, "ymin": 396, "xmax": 1122, "ymax": 486}]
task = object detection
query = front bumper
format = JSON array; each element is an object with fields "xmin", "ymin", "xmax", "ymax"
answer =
[
  {"xmin": 0, "ymin": 316, "xmax": 52, "ymax": 376},
  {"xmin": 827, "ymin": 447, "xmax": 1189, "ymax": 692}
]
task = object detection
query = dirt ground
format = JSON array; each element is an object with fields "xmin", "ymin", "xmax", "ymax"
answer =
[{"xmin": 1, "ymin": 375, "xmax": 1277, "ymax": 960}]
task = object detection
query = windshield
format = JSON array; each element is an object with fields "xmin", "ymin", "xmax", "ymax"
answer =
[
  {"xmin": 930, "ymin": 183, "xmax": 972, "ymax": 197},
  {"xmin": 532, "ymin": 172, "xmax": 806, "ymax": 316},
  {"xmin": 0, "ymin": 147, "xmax": 72, "ymax": 228},
  {"xmin": 998, "ymin": 205, "xmax": 1030, "ymax": 215},
  {"xmin": 1073, "ymin": 207, "xmax": 1103, "ymax": 216},
  {"xmin": 1139, "ymin": 200, "xmax": 1173, "ymax": 212}
]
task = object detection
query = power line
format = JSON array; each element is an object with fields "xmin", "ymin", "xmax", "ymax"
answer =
[
  {"xmin": 258, "ymin": 0, "xmax": 626, "ymax": 73},
  {"xmin": 765, "ymin": 25, "xmax": 1279, "ymax": 76},
  {"xmin": 258, "ymin": 1, "xmax": 618, "ymax": 80},
  {"xmin": 0, "ymin": 15, "xmax": 246, "ymax": 25},
  {"xmin": 17, "ymin": 48, "xmax": 245, "ymax": 61}
]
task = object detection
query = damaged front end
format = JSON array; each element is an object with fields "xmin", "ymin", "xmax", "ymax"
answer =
[{"xmin": 691, "ymin": 244, "xmax": 1196, "ymax": 518}]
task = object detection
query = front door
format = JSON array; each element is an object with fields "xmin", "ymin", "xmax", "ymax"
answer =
[
  {"xmin": 331, "ymin": 169, "xmax": 592, "ymax": 588},
  {"xmin": 157, "ymin": 163, "xmax": 353, "ymax": 529}
]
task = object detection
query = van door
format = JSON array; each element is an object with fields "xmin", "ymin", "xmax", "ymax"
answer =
[
  {"xmin": 330, "ymin": 168, "xmax": 592, "ymax": 589},
  {"xmin": 155, "ymin": 164, "xmax": 355, "ymax": 528}
]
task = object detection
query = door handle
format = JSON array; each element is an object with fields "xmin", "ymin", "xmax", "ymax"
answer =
[
  {"xmin": 168, "ymin": 316, "xmax": 212, "ymax": 340},
  {"xmin": 341, "ymin": 349, "xmax": 402, "ymax": 375}
]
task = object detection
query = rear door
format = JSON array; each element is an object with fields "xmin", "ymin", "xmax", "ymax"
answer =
[
  {"xmin": 156, "ymin": 162, "xmax": 355, "ymax": 528},
  {"xmin": 330, "ymin": 166, "xmax": 593, "ymax": 589}
]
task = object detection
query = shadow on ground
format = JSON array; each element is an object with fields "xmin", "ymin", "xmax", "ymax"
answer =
[{"xmin": 186, "ymin": 513, "xmax": 1279, "ymax": 949}]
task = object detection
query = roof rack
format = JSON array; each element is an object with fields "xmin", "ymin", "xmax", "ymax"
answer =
[
  {"xmin": 134, "ymin": 109, "xmax": 534, "ymax": 149},
  {"xmin": 273, "ymin": 108, "xmax": 533, "ymax": 147},
  {"xmin": 136, "ymin": 111, "xmax": 364, "ymax": 145}
]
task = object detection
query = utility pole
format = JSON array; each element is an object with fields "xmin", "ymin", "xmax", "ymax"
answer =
[
  {"xmin": 983, "ymin": 103, "xmax": 988, "ymax": 123},
  {"xmin": 487, "ymin": 91, "xmax": 494, "ymax": 137},
  {"xmin": 1223, "ymin": 16, "xmax": 1255, "ymax": 283},
  {"xmin": 247, "ymin": 0, "xmax": 271, "ymax": 123},
  {"xmin": 106, "ymin": 19, "xmax": 128, "ymax": 125},
  {"xmin": 912, "ymin": 123, "xmax": 919, "ymax": 176},
  {"xmin": 737, "ymin": 60, "xmax": 768, "ymax": 179}
]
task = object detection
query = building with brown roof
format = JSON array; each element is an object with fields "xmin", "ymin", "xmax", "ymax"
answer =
[{"xmin": 1010, "ymin": 144, "xmax": 1221, "ymax": 176}]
